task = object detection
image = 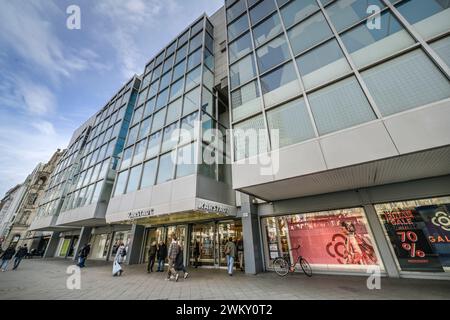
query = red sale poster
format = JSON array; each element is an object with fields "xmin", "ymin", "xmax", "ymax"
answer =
[{"xmin": 286, "ymin": 210, "xmax": 378, "ymax": 266}]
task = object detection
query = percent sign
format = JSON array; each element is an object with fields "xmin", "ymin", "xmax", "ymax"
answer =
[{"xmin": 397, "ymin": 231, "xmax": 425, "ymax": 258}]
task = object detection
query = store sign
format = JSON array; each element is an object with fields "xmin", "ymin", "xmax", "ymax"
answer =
[
  {"xmin": 195, "ymin": 199, "xmax": 235, "ymax": 216},
  {"xmin": 127, "ymin": 208, "xmax": 155, "ymax": 220}
]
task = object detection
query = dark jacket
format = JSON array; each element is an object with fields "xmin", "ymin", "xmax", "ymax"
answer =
[
  {"xmin": 175, "ymin": 250, "xmax": 184, "ymax": 271},
  {"xmin": 16, "ymin": 247, "xmax": 28, "ymax": 258},
  {"xmin": 79, "ymin": 245, "xmax": 91, "ymax": 258},
  {"xmin": 157, "ymin": 244, "xmax": 167, "ymax": 260},
  {"xmin": 1, "ymin": 248, "xmax": 16, "ymax": 260},
  {"xmin": 148, "ymin": 245, "xmax": 157, "ymax": 257}
]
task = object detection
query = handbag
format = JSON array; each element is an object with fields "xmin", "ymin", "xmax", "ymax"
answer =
[{"xmin": 112, "ymin": 261, "xmax": 122, "ymax": 276}]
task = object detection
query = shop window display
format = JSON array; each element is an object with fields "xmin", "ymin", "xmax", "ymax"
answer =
[
  {"xmin": 263, "ymin": 207, "xmax": 382, "ymax": 272},
  {"xmin": 375, "ymin": 196, "xmax": 450, "ymax": 273}
]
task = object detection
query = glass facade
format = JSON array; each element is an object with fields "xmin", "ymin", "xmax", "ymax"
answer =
[{"xmin": 227, "ymin": 0, "xmax": 450, "ymax": 160}]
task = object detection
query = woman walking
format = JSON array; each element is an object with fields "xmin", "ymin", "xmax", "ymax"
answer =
[{"xmin": 113, "ymin": 242, "xmax": 126, "ymax": 276}]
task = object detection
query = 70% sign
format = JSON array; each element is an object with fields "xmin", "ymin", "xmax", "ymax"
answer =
[{"xmin": 397, "ymin": 231, "xmax": 425, "ymax": 258}]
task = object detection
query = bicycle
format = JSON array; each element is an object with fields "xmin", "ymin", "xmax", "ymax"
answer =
[{"xmin": 273, "ymin": 245, "xmax": 312, "ymax": 277}]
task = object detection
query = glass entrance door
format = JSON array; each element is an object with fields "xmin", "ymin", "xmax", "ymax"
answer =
[
  {"xmin": 189, "ymin": 223, "xmax": 215, "ymax": 267},
  {"xmin": 218, "ymin": 221, "xmax": 243, "ymax": 268},
  {"xmin": 143, "ymin": 227, "xmax": 165, "ymax": 263},
  {"xmin": 167, "ymin": 225, "xmax": 187, "ymax": 264}
]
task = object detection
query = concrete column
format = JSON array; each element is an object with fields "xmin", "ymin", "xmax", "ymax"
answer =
[
  {"xmin": 126, "ymin": 224, "xmax": 145, "ymax": 265},
  {"xmin": 43, "ymin": 231, "xmax": 61, "ymax": 258},
  {"xmin": 73, "ymin": 227, "xmax": 93, "ymax": 261},
  {"xmin": 241, "ymin": 194, "xmax": 264, "ymax": 275}
]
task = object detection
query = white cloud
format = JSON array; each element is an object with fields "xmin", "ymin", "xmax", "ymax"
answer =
[
  {"xmin": 32, "ymin": 121, "xmax": 57, "ymax": 136},
  {"xmin": 17, "ymin": 80, "xmax": 57, "ymax": 115}
]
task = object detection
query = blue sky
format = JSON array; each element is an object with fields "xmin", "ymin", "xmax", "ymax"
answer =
[{"xmin": 0, "ymin": 0, "xmax": 223, "ymax": 196}]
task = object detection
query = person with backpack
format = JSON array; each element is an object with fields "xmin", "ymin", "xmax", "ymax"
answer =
[
  {"xmin": 113, "ymin": 242, "xmax": 126, "ymax": 276},
  {"xmin": 12, "ymin": 244, "xmax": 28, "ymax": 270},
  {"xmin": 147, "ymin": 241, "xmax": 157, "ymax": 273},
  {"xmin": 167, "ymin": 234, "xmax": 180, "ymax": 281},
  {"xmin": 224, "ymin": 237, "xmax": 236, "ymax": 276},
  {"xmin": 77, "ymin": 243, "xmax": 91, "ymax": 268},
  {"xmin": 156, "ymin": 241, "xmax": 167, "ymax": 272},
  {"xmin": 0, "ymin": 246, "xmax": 16, "ymax": 272}
]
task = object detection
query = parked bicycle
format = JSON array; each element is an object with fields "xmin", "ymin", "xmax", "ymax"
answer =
[{"xmin": 273, "ymin": 245, "xmax": 312, "ymax": 277}]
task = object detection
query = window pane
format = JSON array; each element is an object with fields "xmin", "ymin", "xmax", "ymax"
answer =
[
  {"xmin": 146, "ymin": 131, "xmax": 162, "ymax": 159},
  {"xmin": 176, "ymin": 143, "xmax": 197, "ymax": 178},
  {"xmin": 341, "ymin": 11, "xmax": 415, "ymax": 68},
  {"xmin": 230, "ymin": 54, "xmax": 256, "ymax": 89},
  {"xmin": 161, "ymin": 122, "xmax": 179, "ymax": 153},
  {"xmin": 156, "ymin": 89, "xmax": 169, "ymax": 110},
  {"xmin": 267, "ymin": 97, "xmax": 315, "ymax": 148},
  {"xmin": 203, "ymin": 68, "xmax": 214, "ymax": 92},
  {"xmin": 326, "ymin": 0, "xmax": 385, "ymax": 32},
  {"xmin": 141, "ymin": 159, "xmax": 157, "ymax": 189},
  {"xmin": 234, "ymin": 114, "xmax": 269, "ymax": 160},
  {"xmin": 138, "ymin": 117, "xmax": 151, "ymax": 140},
  {"xmin": 183, "ymin": 87, "xmax": 201, "ymax": 116},
  {"xmin": 188, "ymin": 49, "xmax": 202, "ymax": 71},
  {"xmin": 249, "ymin": 0, "xmax": 277, "ymax": 25},
  {"xmin": 92, "ymin": 181, "xmax": 104, "ymax": 203},
  {"xmin": 152, "ymin": 108, "xmax": 167, "ymax": 133},
  {"xmin": 231, "ymin": 80, "xmax": 262, "ymax": 121},
  {"xmin": 362, "ymin": 49, "xmax": 450, "ymax": 117},
  {"xmin": 176, "ymin": 44, "xmax": 188, "ymax": 64},
  {"xmin": 173, "ymin": 60, "xmax": 186, "ymax": 81},
  {"xmin": 253, "ymin": 13, "xmax": 283, "ymax": 47},
  {"xmin": 288, "ymin": 11, "xmax": 332, "ymax": 55},
  {"xmin": 126, "ymin": 165, "xmax": 142, "ymax": 194},
  {"xmin": 163, "ymin": 55, "xmax": 174, "ymax": 74},
  {"xmin": 204, "ymin": 49, "xmax": 214, "ymax": 70},
  {"xmin": 144, "ymin": 98, "xmax": 155, "ymax": 117},
  {"xmin": 167, "ymin": 98, "xmax": 182, "ymax": 124},
  {"xmin": 309, "ymin": 77, "xmax": 376, "ymax": 135},
  {"xmin": 431, "ymin": 36, "xmax": 450, "ymax": 68},
  {"xmin": 256, "ymin": 34, "xmax": 291, "ymax": 73},
  {"xmin": 395, "ymin": 0, "xmax": 450, "ymax": 39},
  {"xmin": 227, "ymin": 0, "xmax": 247, "ymax": 22},
  {"xmin": 229, "ymin": 32, "xmax": 253, "ymax": 64},
  {"xmin": 180, "ymin": 111, "xmax": 199, "ymax": 143},
  {"xmin": 228, "ymin": 15, "xmax": 249, "ymax": 42},
  {"xmin": 127, "ymin": 125, "xmax": 139, "ymax": 146},
  {"xmin": 114, "ymin": 171, "xmax": 128, "ymax": 197},
  {"xmin": 133, "ymin": 139, "xmax": 147, "ymax": 165},
  {"xmin": 260, "ymin": 62, "xmax": 301, "ymax": 107},
  {"xmin": 132, "ymin": 106, "xmax": 144, "ymax": 125},
  {"xmin": 190, "ymin": 32, "xmax": 203, "ymax": 53},
  {"xmin": 185, "ymin": 66, "xmax": 202, "ymax": 92},
  {"xmin": 157, "ymin": 153, "xmax": 175, "ymax": 184},
  {"xmin": 120, "ymin": 147, "xmax": 133, "ymax": 170},
  {"xmin": 191, "ymin": 18, "xmax": 204, "ymax": 37},
  {"xmin": 297, "ymin": 39, "xmax": 351, "ymax": 89},
  {"xmin": 280, "ymin": 0, "xmax": 319, "ymax": 28},
  {"xmin": 170, "ymin": 78, "xmax": 184, "ymax": 101}
]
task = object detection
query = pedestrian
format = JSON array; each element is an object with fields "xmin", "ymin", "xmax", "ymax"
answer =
[
  {"xmin": 0, "ymin": 246, "xmax": 16, "ymax": 272},
  {"xmin": 12, "ymin": 244, "xmax": 28, "ymax": 271},
  {"xmin": 175, "ymin": 245, "xmax": 189, "ymax": 280},
  {"xmin": 237, "ymin": 237, "xmax": 244, "ymax": 271},
  {"xmin": 147, "ymin": 241, "xmax": 157, "ymax": 273},
  {"xmin": 167, "ymin": 234, "xmax": 180, "ymax": 281},
  {"xmin": 77, "ymin": 243, "xmax": 91, "ymax": 268},
  {"xmin": 113, "ymin": 242, "xmax": 126, "ymax": 276},
  {"xmin": 224, "ymin": 237, "xmax": 236, "ymax": 276},
  {"xmin": 193, "ymin": 240, "xmax": 200, "ymax": 268},
  {"xmin": 157, "ymin": 240, "xmax": 167, "ymax": 272}
]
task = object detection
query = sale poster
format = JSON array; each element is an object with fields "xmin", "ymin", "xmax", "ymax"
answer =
[{"xmin": 286, "ymin": 209, "xmax": 379, "ymax": 266}]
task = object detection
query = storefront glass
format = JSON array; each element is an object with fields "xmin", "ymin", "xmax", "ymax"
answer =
[
  {"xmin": 375, "ymin": 196, "xmax": 450, "ymax": 274},
  {"xmin": 218, "ymin": 221, "xmax": 243, "ymax": 268},
  {"xmin": 90, "ymin": 234, "xmax": 111, "ymax": 260},
  {"xmin": 111, "ymin": 231, "xmax": 131, "ymax": 259},
  {"xmin": 190, "ymin": 223, "xmax": 215, "ymax": 267},
  {"xmin": 262, "ymin": 207, "xmax": 383, "ymax": 273},
  {"xmin": 58, "ymin": 238, "xmax": 71, "ymax": 257},
  {"xmin": 143, "ymin": 227, "xmax": 165, "ymax": 263}
]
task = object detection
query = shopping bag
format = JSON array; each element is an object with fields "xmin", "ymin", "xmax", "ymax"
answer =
[{"xmin": 112, "ymin": 261, "xmax": 122, "ymax": 276}]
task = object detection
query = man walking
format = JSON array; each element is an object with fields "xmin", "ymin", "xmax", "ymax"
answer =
[
  {"xmin": 224, "ymin": 237, "xmax": 236, "ymax": 276},
  {"xmin": 77, "ymin": 243, "xmax": 91, "ymax": 268},
  {"xmin": 167, "ymin": 234, "xmax": 180, "ymax": 281},
  {"xmin": 0, "ymin": 246, "xmax": 16, "ymax": 272},
  {"xmin": 156, "ymin": 241, "xmax": 167, "ymax": 272},
  {"xmin": 237, "ymin": 237, "xmax": 244, "ymax": 271},
  {"xmin": 147, "ymin": 241, "xmax": 157, "ymax": 273},
  {"xmin": 12, "ymin": 244, "xmax": 28, "ymax": 270}
]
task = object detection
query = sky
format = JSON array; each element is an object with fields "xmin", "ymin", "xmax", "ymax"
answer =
[{"xmin": 0, "ymin": 0, "xmax": 223, "ymax": 197}]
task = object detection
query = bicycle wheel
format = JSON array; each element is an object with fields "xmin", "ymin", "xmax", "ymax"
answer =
[
  {"xmin": 300, "ymin": 258, "xmax": 312, "ymax": 277},
  {"xmin": 273, "ymin": 258, "xmax": 289, "ymax": 277}
]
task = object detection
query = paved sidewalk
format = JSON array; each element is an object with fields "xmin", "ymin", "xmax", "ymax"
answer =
[{"xmin": 0, "ymin": 259, "xmax": 449, "ymax": 300}]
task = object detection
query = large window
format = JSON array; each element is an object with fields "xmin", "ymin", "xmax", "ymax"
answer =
[
  {"xmin": 431, "ymin": 37, "xmax": 450, "ymax": 68},
  {"xmin": 157, "ymin": 152, "xmax": 175, "ymax": 184},
  {"xmin": 126, "ymin": 165, "xmax": 142, "ymax": 194},
  {"xmin": 140, "ymin": 159, "xmax": 157, "ymax": 189},
  {"xmin": 341, "ymin": 11, "xmax": 415, "ymax": 68},
  {"xmin": 253, "ymin": 12, "xmax": 283, "ymax": 47},
  {"xmin": 260, "ymin": 62, "xmax": 301, "ymax": 107},
  {"xmin": 296, "ymin": 39, "xmax": 351, "ymax": 89},
  {"xmin": 280, "ymin": 0, "xmax": 319, "ymax": 28},
  {"xmin": 228, "ymin": 15, "xmax": 249, "ymax": 42},
  {"xmin": 262, "ymin": 207, "xmax": 383, "ymax": 272},
  {"xmin": 267, "ymin": 97, "xmax": 315, "ymax": 148},
  {"xmin": 395, "ymin": 0, "xmax": 450, "ymax": 40},
  {"xmin": 362, "ymin": 49, "xmax": 450, "ymax": 116},
  {"xmin": 229, "ymin": 32, "xmax": 253, "ymax": 64},
  {"xmin": 113, "ymin": 171, "xmax": 128, "ymax": 197},
  {"xmin": 183, "ymin": 87, "xmax": 201, "ymax": 116},
  {"xmin": 146, "ymin": 131, "xmax": 162, "ymax": 159},
  {"xmin": 256, "ymin": 34, "xmax": 291, "ymax": 73},
  {"xmin": 308, "ymin": 77, "xmax": 376, "ymax": 135},
  {"xmin": 176, "ymin": 143, "xmax": 197, "ymax": 178},
  {"xmin": 375, "ymin": 196, "xmax": 450, "ymax": 273},
  {"xmin": 234, "ymin": 114, "xmax": 269, "ymax": 160},
  {"xmin": 231, "ymin": 80, "xmax": 262, "ymax": 122},
  {"xmin": 249, "ymin": 0, "xmax": 277, "ymax": 26},
  {"xmin": 230, "ymin": 54, "xmax": 257, "ymax": 89}
]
